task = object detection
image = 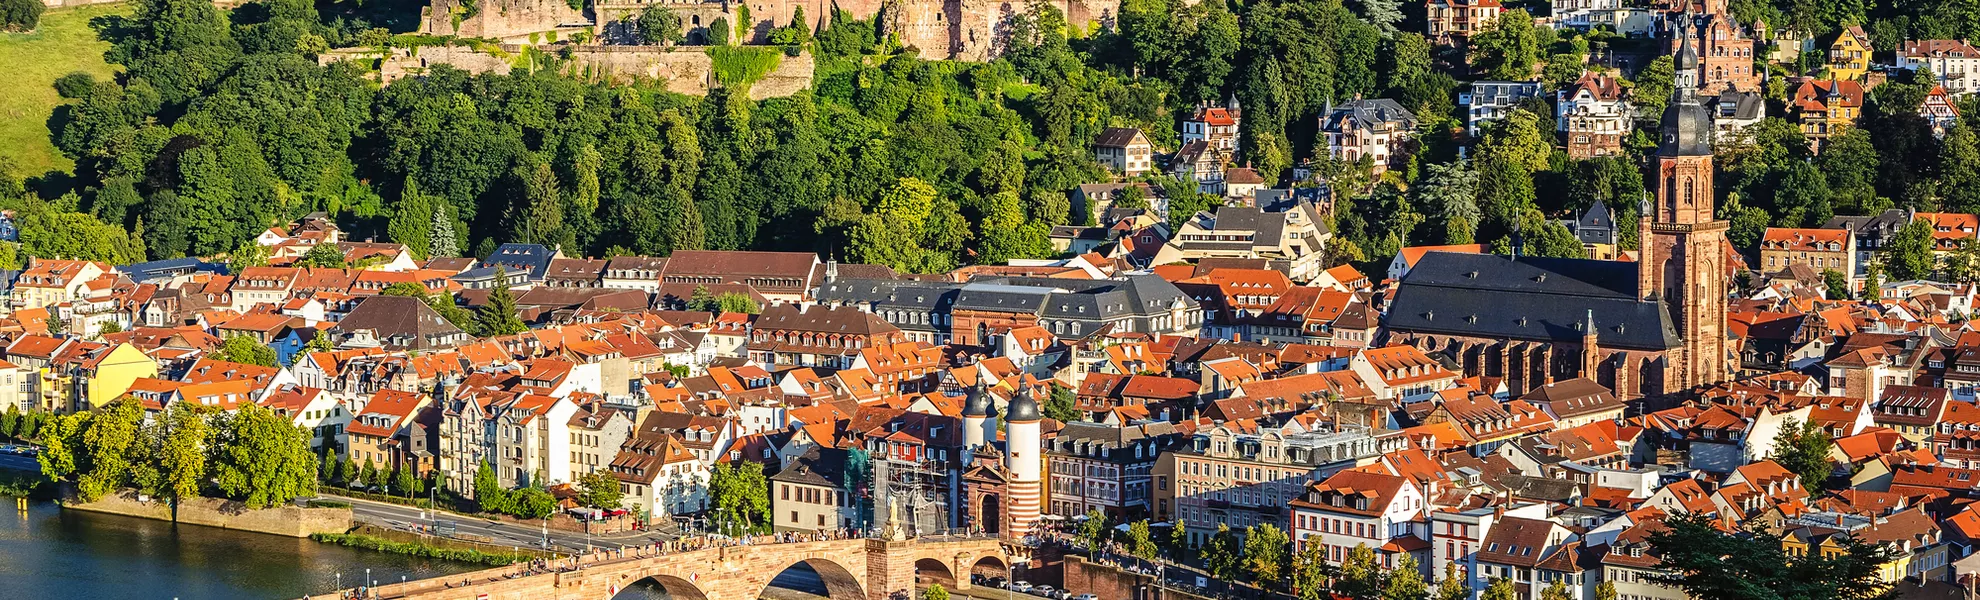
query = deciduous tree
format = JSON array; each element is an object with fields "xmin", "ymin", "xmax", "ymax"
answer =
[
  {"xmin": 1245, "ymin": 523, "xmax": 1290, "ymax": 588},
  {"xmin": 208, "ymin": 404, "xmax": 317, "ymax": 508},
  {"xmin": 1769, "ymin": 417, "xmax": 1835, "ymax": 493},
  {"xmin": 709, "ymin": 461, "xmax": 770, "ymax": 534},
  {"xmin": 1384, "ymin": 556, "xmax": 1428, "ymax": 600},
  {"xmin": 1128, "ymin": 520, "xmax": 1158, "ymax": 559},
  {"xmin": 216, "ymin": 335, "xmax": 278, "ymax": 367},
  {"xmin": 1647, "ymin": 512, "xmax": 1899, "ymax": 600},
  {"xmin": 578, "ymin": 470, "xmax": 624, "ymax": 510}
]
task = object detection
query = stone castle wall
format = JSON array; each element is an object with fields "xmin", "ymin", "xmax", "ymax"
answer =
[
  {"xmin": 64, "ymin": 489, "xmax": 352, "ymax": 538},
  {"xmin": 425, "ymin": 0, "xmax": 592, "ymax": 40},
  {"xmin": 425, "ymin": 0, "xmax": 1118, "ymax": 61},
  {"xmin": 323, "ymin": 44, "xmax": 813, "ymax": 99}
]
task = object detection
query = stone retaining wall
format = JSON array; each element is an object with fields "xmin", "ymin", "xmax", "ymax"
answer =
[
  {"xmin": 322, "ymin": 44, "xmax": 814, "ymax": 99},
  {"xmin": 63, "ymin": 489, "xmax": 351, "ymax": 538}
]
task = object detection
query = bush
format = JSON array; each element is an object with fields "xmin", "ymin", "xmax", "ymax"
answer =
[
  {"xmin": 309, "ymin": 533, "xmax": 532, "ymax": 566},
  {"xmin": 707, "ymin": 17, "xmax": 730, "ymax": 46},
  {"xmin": 706, "ymin": 46, "xmax": 783, "ymax": 87},
  {"xmin": 1, "ymin": 0, "xmax": 43, "ymax": 32},
  {"xmin": 53, "ymin": 73, "xmax": 97, "ymax": 100},
  {"xmin": 320, "ymin": 486, "xmax": 438, "ymax": 510}
]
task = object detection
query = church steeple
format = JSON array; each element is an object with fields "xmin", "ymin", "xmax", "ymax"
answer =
[
  {"xmin": 1638, "ymin": 17, "xmax": 1732, "ymax": 394},
  {"xmin": 1581, "ymin": 309, "xmax": 1603, "ymax": 379}
]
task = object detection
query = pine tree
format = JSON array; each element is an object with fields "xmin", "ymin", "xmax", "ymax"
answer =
[
  {"xmin": 388, "ymin": 180, "xmax": 436, "ymax": 259},
  {"xmin": 429, "ymin": 203, "xmax": 459, "ymax": 258},
  {"xmin": 474, "ymin": 268, "xmax": 528, "ymax": 337},
  {"xmin": 516, "ymin": 157, "xmax": 566, "ymax": 249}
]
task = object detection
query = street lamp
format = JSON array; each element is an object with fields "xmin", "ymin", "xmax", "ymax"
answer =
[{"xmin": 365, "ymin": 568, "xmax": 372, "ymax": 590}]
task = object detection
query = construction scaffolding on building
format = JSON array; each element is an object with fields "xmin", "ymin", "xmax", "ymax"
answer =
[{"xmin": 873, "ymin": 455, "xmax": 953, "ymax": 537}]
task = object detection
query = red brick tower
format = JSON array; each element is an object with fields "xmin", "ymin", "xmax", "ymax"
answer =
[{"xmin": 1639, "ymin": 18, "xmax": 1730, "ymax": 391}]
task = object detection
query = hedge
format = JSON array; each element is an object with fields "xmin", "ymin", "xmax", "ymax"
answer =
[{"xmin": 310, "ymin": 532, "xmax": 531, "ymax": 566}]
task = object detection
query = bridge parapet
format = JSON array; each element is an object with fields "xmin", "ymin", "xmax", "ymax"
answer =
[{"xmin": 311, "ymin": 534, "xmax": 1009, "ymax": 600}]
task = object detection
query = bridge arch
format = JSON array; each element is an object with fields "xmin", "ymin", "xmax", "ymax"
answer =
[
  {"xmin": 610, "ymin": 573, "xmax": 710, "ymax": 600},
  {"xmin": 971, "ymin": 554, "xmax": 1008, "ymax": 573},
  {"xmin": 914, "ymin": 557, "xmax": 956, "ymax": 589},
  {"xmin": 756, "ymin": 556, "xmax": 868, "ymax": 600}
]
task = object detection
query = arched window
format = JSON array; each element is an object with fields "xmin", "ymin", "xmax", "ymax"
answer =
[{"xmin": 1682, "ymin": 177, "xmax": 1695, "ymax": 207}]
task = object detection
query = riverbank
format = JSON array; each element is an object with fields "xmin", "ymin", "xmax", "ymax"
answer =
[
  {"xmin": 311, "ymin": 527, "xmax": 538, "ymax": 566},
  {"xmin": 62, "ymin": 488, "xmax": 351, "ymax": 538}
]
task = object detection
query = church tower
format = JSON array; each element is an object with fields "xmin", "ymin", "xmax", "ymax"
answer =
[{"xmin": 1639, "ymin": 15, "xmax": 1730, "ymax": 390}]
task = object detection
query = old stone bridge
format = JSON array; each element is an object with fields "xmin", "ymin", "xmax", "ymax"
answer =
[{"xmin": 313, "ymin": 535, "xmax": 1012, "ymax": 600}]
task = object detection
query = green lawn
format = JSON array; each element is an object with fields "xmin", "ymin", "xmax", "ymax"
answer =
[{"xmin": 0, "ymin": 3, "xmax": 127, "ymax": 177}]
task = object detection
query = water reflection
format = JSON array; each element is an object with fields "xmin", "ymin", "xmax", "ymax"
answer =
[{"xmin": 0, "ymin": 499, "xmax": 482, "ymax": 600}]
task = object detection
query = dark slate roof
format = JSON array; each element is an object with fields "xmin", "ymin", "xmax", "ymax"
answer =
[
  {"xmin": 122, "ymin": 257, "xmax": 219, "ymax": 282},
  {"xmin": 770, "ymin": 446, "xmax": 850, "ymax": 487},
  {"xmin": 1570, "ymin": 200, "xmax": 1617, "ymax": 246},
  {"xmin": 1202, "ymin": 206, "xmax": 1286, "ymax": 243},
  {"xmin": 1710, "ymin": 89, "xmax": 1765, "ymax": 120},
  {"xmin": 1253, "ymin": 188, "xmax": 1328, "ymax": 213},
  {"xmin": 1094, "ymin": 127, "xmax": 1146, "ymax": 148},
  {"xmin": 1385, "ymin": 253, "xmax": 1680, "ymax": 350},
  {"xmin": 482, "ymin": 243, "xmax": 558, "ymax": 281},
  {"xmin": 331, "ymin": 295, "xmax": 465, "ymax": 343},
  {"xmin": 954, "ymin": 283, "xmax": 1055, "ymax": 314},
  {"xmin": 1322, "ymin": 99, "xmax": 1419, "ymax": 134},
  {"xmin": 815, "ymin": 278, "xmax": 915, "ymax": 305},
  {"xmin": 1824, "ymin": 209, "xmax": 1911, "ymax": 241}
]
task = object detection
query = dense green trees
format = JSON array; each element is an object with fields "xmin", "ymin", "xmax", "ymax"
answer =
[
  {"xmin": 2, "ymin": 0, "xmax": 42, "ymax": 31},
  {"xmin": 39, "ymin": 399, "xmax": 315, "ymax": 509},
  {"xmin": 1648, "ymin": 513, "xmax": 1899, "ymax": 600},
  {"xmin": 1470, "ymin": 9, "xmax": 1544, "ymax": 80},
  {"xmin": 215, "ymin": 335, "xmax": 279, "ymax": 367},
  {"xmin": 208, "ymin": 404, "xmax": 319, "ymax": 508},
  {"xmin": 1770, "ymin": 418, "xmax": 1836, "ymax": 493},
  {"xmin": 20, "ymin": 0, "xmax": 1980, "ymax": 290}
]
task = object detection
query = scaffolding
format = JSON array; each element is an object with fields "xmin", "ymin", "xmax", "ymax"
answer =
[{"xmin": 874, "ymin": 456, "xmax": 953, "ymax": 536}]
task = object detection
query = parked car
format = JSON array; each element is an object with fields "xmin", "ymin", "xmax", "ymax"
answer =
[
  {"xmin": 1074, "ymin": 595, "xmax": 1100, "ymax": 600},
  {"xmin": 1009, "ymin": 581, "xmax": 1034, "ymax": 593},
  {"xmin": 1033, "ymin": 585, "xmax": 1056, "ymax": 598}
]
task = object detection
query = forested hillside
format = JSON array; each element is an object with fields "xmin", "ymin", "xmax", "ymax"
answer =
[{"xmin": 9, "ymin": 0, "xmax": 1980, "ymax": 277}]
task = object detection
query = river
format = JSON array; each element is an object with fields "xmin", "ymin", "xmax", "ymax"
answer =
[{"xmin": 0, "ymin": 498, "xmax": 484, "ymax": 600}]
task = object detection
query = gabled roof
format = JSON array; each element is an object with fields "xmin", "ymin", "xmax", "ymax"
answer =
[
  {"xmin": 1475, "ymin": 516, "xmax": 1558, "ymax": 567},
  {"xmin": 1388, "ymin": 253, "xmax": 1679, "ymax": 350},
  {"xmin": 1093, "ymin": 127, "xmax": 1148, "ymax": 148}
]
